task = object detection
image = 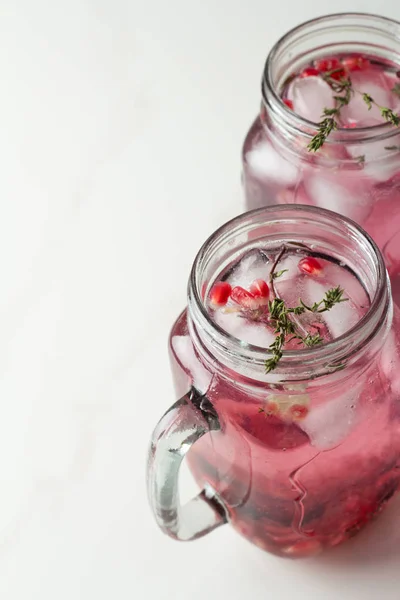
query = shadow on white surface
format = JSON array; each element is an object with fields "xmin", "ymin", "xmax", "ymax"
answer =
[{"xmin": 237, "ymin": 495, "xmax": 400, "ymax": 600}]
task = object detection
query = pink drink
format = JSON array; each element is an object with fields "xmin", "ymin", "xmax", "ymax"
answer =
[
  {"xmin": 163, "ymin": 207, "xmax": 400, "ymax": 558},
  {"xmin": 242, "ymin": 15, "xmax": 400, "ymax": 304}
]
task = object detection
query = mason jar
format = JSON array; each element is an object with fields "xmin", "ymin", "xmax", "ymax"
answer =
[
  {"xmin": 242, "ymin": 13, "xmax": 400, "ymax": 301},
  {"xmin": 147, "ymin": 205, "xmax": 400, "ymax": 558}
]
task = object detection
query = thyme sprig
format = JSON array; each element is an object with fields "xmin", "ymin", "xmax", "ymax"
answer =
[
  {"xmin": 264, "ymin": 246, "xmax": 348, "ymax": 373},
  {"xmin": 307, "ymin": 76, "xmax": 353, "ymax": 151},
  {"xmin": 265, "ymin": 286, "xmax": 348, "ymax": 373},
  {"xmin": 362, "ymin": 92, "xmax": 400, "ymax": 126},
  {"xmin": 308, "ymin": 73, "xmax": 400, "ymax": 151}
]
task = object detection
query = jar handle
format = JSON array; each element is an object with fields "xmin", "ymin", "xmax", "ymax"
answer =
[{"xmin": 147, "ymin": 387, "xmax": 228, "ymax": 541}]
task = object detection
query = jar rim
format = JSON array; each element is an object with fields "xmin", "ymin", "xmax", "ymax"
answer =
[
  {"xmin": 188, "ymin": 205, "xmax": 390, "ymax": 380},
  {"xmin": 262, "ymin": 12, "xmax": 400, "ymax": 146}
]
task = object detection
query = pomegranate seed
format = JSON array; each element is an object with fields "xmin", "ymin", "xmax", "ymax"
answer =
[
  {"xmin": 209, "ymin": 281, "xmax": 232, "ymax": 307},
  {"xmin": 341, "ymin": 55, "xmax": 370, "ymax": 72},
  {"xmin": 283, "ymin": 98, "xmax": 294, "ymax": 110},
  {"xmin": 298, "ymin": 256, "xmax": 322, "ymax": 276},
  {"xmin": 289, "ymin": 404, "xmax": 309, "ymax": 420},
  {"xmin": 329, "ymin": 68, "xmax": 346, "ymax": 81},
  {"xmin": 299, "ymin": 67, "xmax": 319, "ymax": 78},
  {"xmin": 314, "ymin": 57, "xmax": 341, "ymax": 72},
  {"xmin": 249, "ymin": 279, "xmax": 270, "ymax": 305},
  {"xmin": 231, "ymin": 286, "xmax": 259, "ymax": 309}
]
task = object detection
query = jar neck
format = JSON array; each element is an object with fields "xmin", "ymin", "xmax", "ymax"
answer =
[
  {"xmin": 262, "ymin": 13, "xmax": 400, "ymax": 160},
  {"xmin": 187, "ymin": 205, "xmax": 391, "ymax": 384}
]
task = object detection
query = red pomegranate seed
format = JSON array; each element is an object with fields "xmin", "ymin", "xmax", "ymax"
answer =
[
  {"xmin": 231, "ymin": 286, "xmax": 259, "ymax": 309},
  {"xmin": 341, "ymin": 55, "xmax": 370, "ymax": 72},
  {"xmin": 299, "ymin": 67, "xmax": 319, "ymax": 78},
  {"xmin": 314, "ymin": 57, "xmax": 341, "ymax": 72},
  {"xmin": 209, "ymin": 281, "xmax": 232, "ymax": 307},
  {"xmin": 249, "ymin": 279, "xmax": 270, "ymax": 305},
  {"xmin": 289, "ymin": 404, "xmax": 309, "ymax": 421},
  {"xmin": 283, "ymin": 98, "xmax": 294, "ymax": 110},
  {"xmin": 298, "ymin": 256, "xmax": 322, "ymax": 276},
  {"xmin": 329, "ymin": 68, "xmax": 346, "ymax": 81}
]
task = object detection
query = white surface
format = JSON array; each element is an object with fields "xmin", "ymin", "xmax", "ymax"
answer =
[{"xmin": 2, "ymin": 1, "xmax": 400, "ymax": 599}]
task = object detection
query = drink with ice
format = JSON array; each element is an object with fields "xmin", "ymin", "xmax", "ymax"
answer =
[
  {"xmin": 148, "ymin": 206, "xmax": 400, "ymax": 558},
  {"xmin": 242, "ymin": 14, "xmax": 400, "ymax": 303}
]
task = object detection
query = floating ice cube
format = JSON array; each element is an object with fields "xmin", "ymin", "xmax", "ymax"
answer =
[
  {"xmin": 340, "ymin": 67, "xmax": 400, "ymax": 182},
  {"xmin": 272, "ymin": 253, "xmax": 300, "ymax": 282},
  {"xmin": 245, "ymin": 140, "xmax": 299, "ymax": 185},
  {"xmin": 303, "ymin": 174, "xmax": 373, "ymax": 223},
  {"xmin": 214, "ymin": 310, "xmax": 275, "ymax": 348},
  {"xmin": 345, "ymin": 116, "xmax": 400, "ymax": 182},
  {"xmin": 383, "ymin": 72, "xmax": 400, "ymax": 112},
  {"xmin": 287, "ymin": 76, "xmax": 335, "ymax": 123},
  {"xmin": 348, "ymin": 144, "xmax": 399, "ymax": 183},
  {"xmin": 380, "ymin": 330, "xmax": 400, "ymax": 396},
  {"xmin": 304, "ymin": 279, "xmax": 358, "ymax": 339},
  {"xmin": 363, "ymin": 192, "xmax": 400, "ymax": 250},
  {"xmin": 224, "ymin": 250, "xmax": 270, "ymax": 290},
  {"xmin": 172, "ymin": 336, "xmax": 212, "ymax": 394},
  {"xmin": 323, "ymin": 263, "xmax": 369, "ymax": 311},
  {"xmin": 384, "ymin": 231, "xmax": 400, "ymax": 276},
  {"xmin": 273, "ymin": 253, "xmax": 310, "ymax": 307},
  {"xmin": 340, "ymin": 69, "xmax": 395, "ymax": 125},
  {"xmin": 300, "ymin": 388, "xmax": 359, "ymax": 449},
  {"xmin": 241, "ymin": 323, "xmax": 275, "ymax": 348}
]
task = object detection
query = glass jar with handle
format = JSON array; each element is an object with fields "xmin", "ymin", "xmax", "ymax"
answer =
[{"xmin": 147, "ymin": 205, "xmax": 400, "ymax": 557}]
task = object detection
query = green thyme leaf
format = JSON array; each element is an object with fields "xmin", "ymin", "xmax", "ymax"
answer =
[{"xmin": 271, "ymin": 269, "xmax": 289, "ymax": 280}]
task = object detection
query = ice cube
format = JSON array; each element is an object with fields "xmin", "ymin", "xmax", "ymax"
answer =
[
  {"xmin": 300, "ymin": 388, "xmax": 359, "ymax": 449},
  {"xmin": 272, "ymin": 253, "xmax": 300, "ymax": 282},
  {"xmin": 340, "ymin": 67, "xmax": 400, "ymax": 182},
  {"xmin": 383, "ymin": 72, "xmax": 400, "ymax": 112},
  {"xmin": 345, "ymin": 116, "xmax": 400, "ymax": 182},
  {"xmin": 245, "ymin": 140, "xmax": 299, "ymax": 185},
  {"xmin": 172, "ymin": 336, "xmax": 212, "ymax": 394},
  {"xmin": 364, "ymin": 192, "xmax": 400, "ymax": 250},
  {"xmin": 323, "ymin": 263, "xmax": 369, "ymax": 311},
  {"xmin": 240, "ymin": 322, "xmax": 275, "ymax": 348},
  {"xmin": 224, "ymin": 250, "xmax": 270, "ymax": 290},
  {"xmin": 273, "ymin": 253, "xmax": 309, "ymax": 307},
  {"xmin": 303, "ymin": 174, "xmax": 373, "ymax": 223},
  {"xmin": 384, "ymin": 230, "xmax": 400, "ymax": 277},
  {"xmin": 340, "ymin": 68, "xmax": 395, "ymax": 125},
  {"xmin": 380, "ymin": 330, "xmax": 400, "ymax": 396},
  {"xmin": 287, "ymin": 76, "xmax": 335, "ymax": 123},
  {"xmin": 304, "ymin": 279, "xmax": 358, "ymax": 339},
  {"xmin": 348, "ymin": 144, "xmax": 399, "ymax": 183},
  {"xmin": 214, "ymin": 310, "xmax": 275, "ymax": 348}
]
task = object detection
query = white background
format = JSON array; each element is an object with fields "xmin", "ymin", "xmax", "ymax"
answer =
[{"xmin": 2, "ymin": 1, "xmax": 400, "ymax": 598}]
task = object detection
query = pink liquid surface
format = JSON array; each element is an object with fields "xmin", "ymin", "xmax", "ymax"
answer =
[{"xmin": 170, "ymin": 246, "xmax": 400, "ymax": 557}]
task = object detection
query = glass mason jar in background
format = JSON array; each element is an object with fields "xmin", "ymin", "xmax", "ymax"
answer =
[
  {"xmin": 147, "ymin": 206, "xmax": 400, "ymax": 558},
  {"xmin": 242, "ymin": 13, "xmax": 400, "ymax": 300}
]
